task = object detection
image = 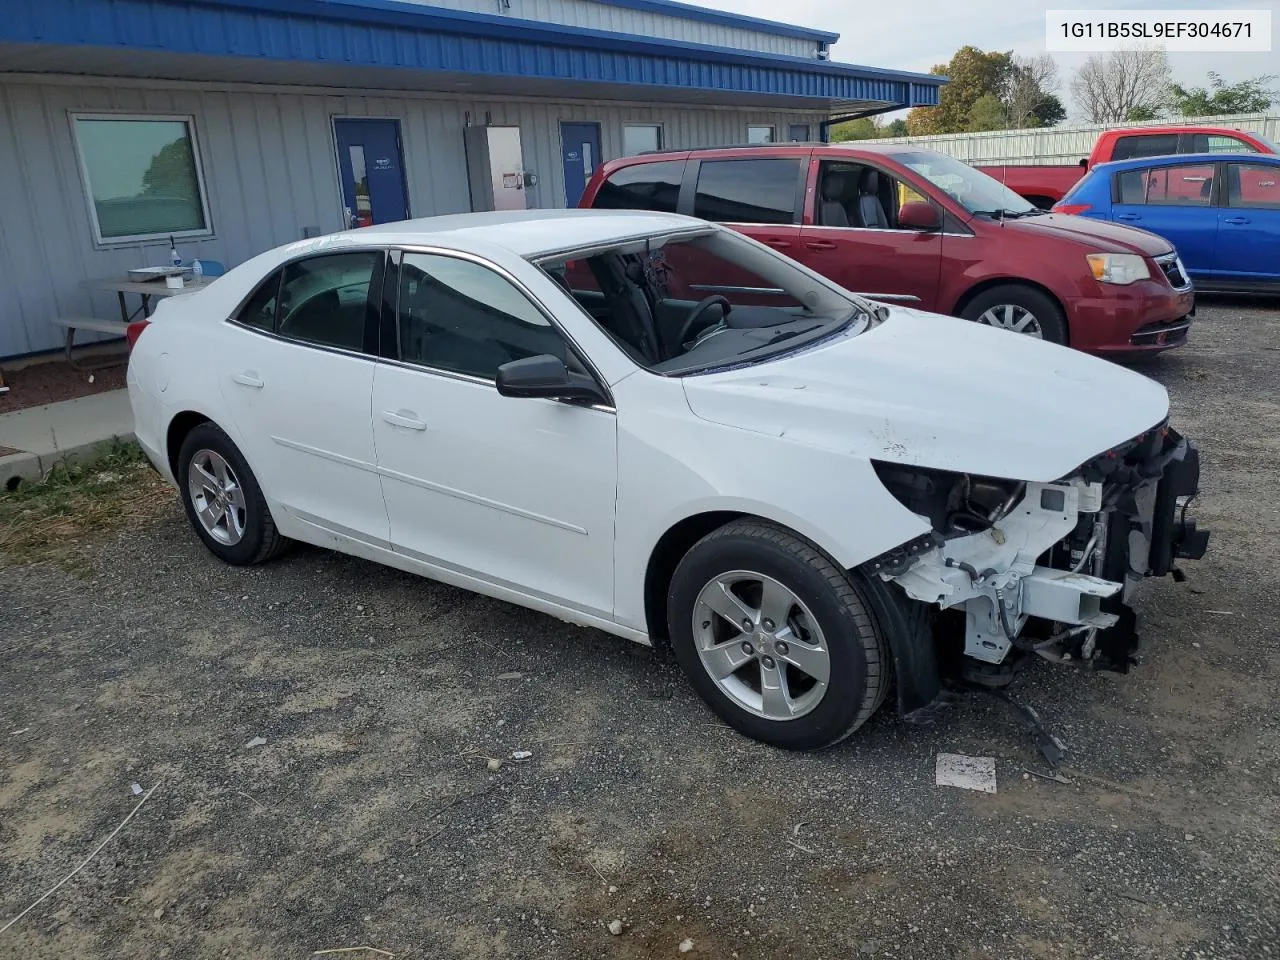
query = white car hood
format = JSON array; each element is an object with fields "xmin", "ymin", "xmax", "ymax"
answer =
[{"xmin": 682, "ymin": 309, "xmax": 1171, "ymax": 482}]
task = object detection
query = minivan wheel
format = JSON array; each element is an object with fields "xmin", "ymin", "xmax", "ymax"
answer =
[
  {"xmin": 177, "ymin": 423, "xmax": 289, "ymax": 566},
  {"xmin": 960, "ymin": 284, "xmax": 1067, "ymax": 345},
  {"xmin": 667, "ymin": 519, "xmax": 889, "ymax": 750}
]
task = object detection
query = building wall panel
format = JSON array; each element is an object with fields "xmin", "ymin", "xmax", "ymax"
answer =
[{"xmin": 0, "ymin": 76, "xmax": 826, "ymax": 358}]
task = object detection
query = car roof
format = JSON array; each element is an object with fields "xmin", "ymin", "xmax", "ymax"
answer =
[
  {"xmin": 1091, "ymin": 151, "xmax": 1279, "ymax": 173},
  {"xmin": 342, "ymin": 209, "xmax": 703, "ymax": 258}
]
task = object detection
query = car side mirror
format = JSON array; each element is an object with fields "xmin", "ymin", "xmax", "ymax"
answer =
[
  {"xmin": 898, "ymin": 201, "xmax": 940, "ymax": 231},
  {"xmin": 496, "ymin": 354, "xmax": 608, "ymax": 406}
]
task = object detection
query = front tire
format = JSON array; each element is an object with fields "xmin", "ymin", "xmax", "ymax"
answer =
[
  {"xmin": 667, "ymin": 520, "xmax": 889, "ymax": 750},
  {"xmin": 177, "ymin": 423, "xmax": 288, "ymax": 566},
  {"xmin": 959, "ymin": 284, "xmax": 1067, "ymax": 345}
]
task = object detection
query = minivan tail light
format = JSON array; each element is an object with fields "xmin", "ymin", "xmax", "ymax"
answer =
[
  {"xmin": 1052, "ymin": 202, "xmax": 1092, "ymax": 215},
  {"xmin": 126, "ymin": 319, "xmax": 150, "ymax": 350}
]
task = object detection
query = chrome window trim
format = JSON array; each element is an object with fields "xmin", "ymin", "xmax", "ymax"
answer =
[
  {"xmin": 689, "ymin": 284, "xmax": 788, "ymax": 295},
  {"xmin": 802, "ymin": 224, "xmax": 972, "ymax": 238}
]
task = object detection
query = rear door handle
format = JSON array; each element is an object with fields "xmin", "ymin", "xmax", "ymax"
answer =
[
  {"xmin": 381, "ymin": 410, "xmax": 427, "ymax": 431},
  {"xmin": 1116, "ymin": 213, "xmax": 1142, "ymax": 221},
  {"xmin": 763, "ymin": 238, "xmax": 793, "ymax": 249},
  {"xmin": 804, "ymin": 240, "xmax": 838, "ymax": 251},
  {"xmin": 232, "ymin": 372, "xmax": 264, "ymax": 388},
  {"xmin": 1224, "ymin": 216, "xmax": 1251, "ymax": 225}
]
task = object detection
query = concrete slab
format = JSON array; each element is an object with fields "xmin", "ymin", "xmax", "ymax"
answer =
[{"xmin": 0, "ymin": 389, "xmax": 135, "ymax": 489}]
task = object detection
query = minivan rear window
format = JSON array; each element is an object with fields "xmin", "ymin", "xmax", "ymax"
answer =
[
  {"xmin": 592, "ymin": 160, "xmax": 684, "ymax": 213},
  {"xmin": 693, "ymin": 158, "xmax": 801, "ymax": 225}
]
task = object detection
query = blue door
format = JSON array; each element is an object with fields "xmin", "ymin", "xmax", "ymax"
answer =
[
  {"xmin": 334, "ymin": 119, "xmax": 409, "ymax": 228},
  {"xmin": 560, "ymin": 122, "xmax": 602, "ymax": 208},
  {"xmin": 1110, "ymin": 160, "xmax": 1219, "ymax": 278},
  {"xmin": 1215, "ymin": 160, "xmax": 1280, "ymax": 283}
]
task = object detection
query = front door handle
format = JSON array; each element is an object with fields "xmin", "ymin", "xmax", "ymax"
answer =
[
  {"xmin": 763, "ymin": 238, "xmax": 793, "ymax": 249},
  {"xmin": 381, "ymin": 410, "xmax": 427, "ymax": 431},
  {"xmin": 1116, "ymin": 213, "xmax": 1142, "ymax": 221},
  {"xmin": 804, "ymin": 240, "xmax": 838, "ymax": 251},
  {"xmin": 1224, "ymin": 216, "xmax": 1251, "ymax": 225},
  {"xmin": 232, "ymin": 372, "xmax": 264, "ymax": 388}
]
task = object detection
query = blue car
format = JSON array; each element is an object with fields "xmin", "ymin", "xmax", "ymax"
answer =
[{"xmin": 1056, "ymin": 151, "xmax": 1280, "ymax": 293}]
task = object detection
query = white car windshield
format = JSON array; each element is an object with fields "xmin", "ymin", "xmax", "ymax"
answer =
[
  {"xmin": 538, "ymin": 229, "xmax": 877, "ymax": 376},
  {"xmin": 895, "ymin": 150, "xmax": 1039, "ymax": 218}
]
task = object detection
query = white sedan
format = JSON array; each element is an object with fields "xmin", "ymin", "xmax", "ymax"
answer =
[{"xmin": 127, "ymin": 210, "xmax": 1207, "ymax": 749}]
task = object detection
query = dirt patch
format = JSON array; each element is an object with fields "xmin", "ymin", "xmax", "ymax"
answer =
[{"xmin": 0, "ymin": 359, "xmax": 127, "ymax": 414}]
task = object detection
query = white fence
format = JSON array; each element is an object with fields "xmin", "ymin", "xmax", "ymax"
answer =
[{"xmin": 873, "ymin": 113, "xmax": 1280, "ymax": 165}]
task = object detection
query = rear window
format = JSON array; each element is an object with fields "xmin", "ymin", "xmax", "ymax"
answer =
[
  {"xmin": 692, "ymin": 158, "xmax": 801, "ymax": 225},
  {"xmin": 1111, "ymin": 134, "xmax": 1180, "ymax": 161},
  {"xmin": 591, "ymin": 160, "xmax": 683, "ymax": 213}
]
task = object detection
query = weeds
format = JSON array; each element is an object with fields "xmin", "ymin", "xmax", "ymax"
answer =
[{"xmin": 0, "ymin": 440, "xmax": 172, "ymax": 568}]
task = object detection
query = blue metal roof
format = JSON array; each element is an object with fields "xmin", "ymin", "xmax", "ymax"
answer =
[
  {"xmin": 3, "ymin": 0, "xmax": 943, "ymax": 107},
  {"xmin": 593, "ymin": 0, "xmax": 839, "ymax": 43}
]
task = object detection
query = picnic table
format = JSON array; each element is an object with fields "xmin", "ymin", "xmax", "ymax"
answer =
[
  {"xmin": 50, "ymin": 275, "xmax": 217, "ymax": 370},
  {"xmin": 82, "ymin": 275, "xmax": 218, "ymax": 325}
]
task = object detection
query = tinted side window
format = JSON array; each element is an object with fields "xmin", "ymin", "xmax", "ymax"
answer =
[
  {"xmin": 592, "ymin": 161, "xmax": 683, "ymax": 213},
  {"xmin": 1144, "ymin": 164, "xmax": 1215, "ymax": 206},
  {"xmin": 693, "ymin": 159, "xmax": 801, "ymax": 224},
  {"xmin": 1187, "ymin": 133, "xmax": 1256, "ymax": 154},
  {"xmin": 1111, "ymin": 134, "xmax": 1180, "ymax": 161},
  {"xmin": 277, "ymin": 252, "xmax": 381, "ymax": 352},
  {"xmin": 1115, "ymin": 170, "xmax": 1148, "ymax": 205},
  {"xmin": 1227, "ymin": 163, "xmax": 1280, "ymax": 209},
  {"xmin": 238, "ymin": 270, "xmax": 282, "ymax": 331},
  {"xmin": 398, "ymin": 253, "xmax": 566, "ymax": 380}
]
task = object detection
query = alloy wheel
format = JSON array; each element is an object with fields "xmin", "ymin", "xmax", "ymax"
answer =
[
  {"xmin": 976, "ymin": 303, "xmax": 1043, "ymax": 338},
  {"xmin": 188, "ymin": 449, "xmax": 247, "ymax": 546},
  {"xmin": 691, "ymin": 570, "xmax": 830, "ymax": 721}
]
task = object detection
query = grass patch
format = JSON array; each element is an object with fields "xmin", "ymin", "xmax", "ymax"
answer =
[{"xmin": 0, "ymin": 440, "xmax": 173, "ymax": 568}]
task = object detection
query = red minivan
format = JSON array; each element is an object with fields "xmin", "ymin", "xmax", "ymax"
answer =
[{"xmin": 580, "ymin": 144, "xmax": 1196, "ymax": 355}]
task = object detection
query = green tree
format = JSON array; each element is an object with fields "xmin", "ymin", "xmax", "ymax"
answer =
[
  {"xmin": 829, "ymin": 117, "xmax": 881, "ymax": 142},
  {"xmin": 141, "ymin": 138, "xmax": 198, "ymax": 198},
  {"xmin": 884, "ymin": 118, "xmax": 909, "ymax": 137},
  {"xmin": 1032, "ymin": 94, "xmax": 1066, "ymax": 127},
  {"xmin": 1169, "ymin": 72, "xmax": 1277, "ymax": 116},
  {"xmin": 967, "ymin": 93, "xmax": 1007, "ymax": 131},
  {"xmin": 907, "ymin": 46, "xmax": 1014, "ymax": 135}
]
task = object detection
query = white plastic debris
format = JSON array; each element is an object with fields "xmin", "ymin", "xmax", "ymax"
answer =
[
  {"xmin": 679, "ymin": 938, "xmax": 695, "ymax": 953},
  {"xmin": 511, "ymin": 750, "xmax": 533, "ymax": 762},
  {"xmin": 245, "ymin": 736, "xmax": 267, "ymax": 749},
  {"xmin": 607, "ymin": 919, "xmax": 623, "ymax": 935},
  {"xmin": 130, "ymin": 782, "xmax": 143, "ymax": 795},
  {"xmin": 496, "ymin": 671, "xmax": 524, "ymax": 680},
  {"xmin": 935, "ymin": 753, "xmax": 997, "ymax": 794}
]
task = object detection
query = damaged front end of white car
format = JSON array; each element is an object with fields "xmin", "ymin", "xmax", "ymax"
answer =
[{"xmin": 867, "ymin": 421, "xmax": 1209, "ymax": 702}]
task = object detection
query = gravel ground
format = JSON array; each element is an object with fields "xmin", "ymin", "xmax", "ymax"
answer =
[{"xmin": 1, "ymin": 301, "xmax": 1278, "ymax": 960}]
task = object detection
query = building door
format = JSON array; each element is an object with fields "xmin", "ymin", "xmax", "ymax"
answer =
[
  {"xmin": 560, "ymin": 122, "xmax": 602, "ymax": 207},
  {"xmin": 334, "ymin": 119, "xmax": 409, "ymax": 228}
]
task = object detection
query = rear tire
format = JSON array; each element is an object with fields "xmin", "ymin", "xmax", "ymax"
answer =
[
  {"xmin": 960, "ymin": 284, "xmax": 1067, "ymax": 345},
  {"xmin": 666, "ymin": 519, "xmax": 889, "ymax": 750},
  {"xmin": 177, "ymin": 423, "xmax": 289, "ymax": 566}
]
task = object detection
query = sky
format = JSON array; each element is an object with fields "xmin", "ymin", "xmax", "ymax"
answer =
[{"xmin": 693, "ymin": 0, "xmax": 1279, "ymax": 120}]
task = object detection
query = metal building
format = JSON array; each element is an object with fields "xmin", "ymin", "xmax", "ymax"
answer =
[{"xmin": 0, "ymin": 0, "xmax": 945, "ymax": 359}]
